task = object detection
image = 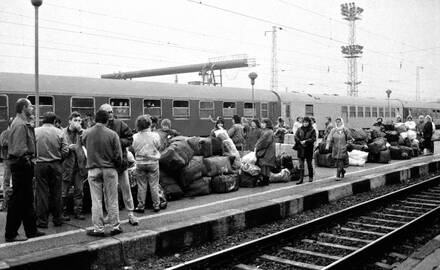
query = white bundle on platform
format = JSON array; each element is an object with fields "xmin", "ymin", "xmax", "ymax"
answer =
[
  {"xmin": 242, "ymin": 151, "xmax": 257, "ymax": 165},
  {"xmin": 348, "ymin": 150, "xmax": 368, "ymax": 166}
]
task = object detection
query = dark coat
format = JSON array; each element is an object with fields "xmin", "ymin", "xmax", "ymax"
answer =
[
  {"xmin": 255, "ymin": 128, "xmax": 276, "ymax": 168},
  {"xmin": 294, "ymin": 126, "xmax": 316, "ymax": 159},
  {"xmin": 107, "ymin": 118, "xmax": 133, "ymax": 172},
  {"xmin": 245, "ymin": 127, "xmax": 262, "ymax": 151}
]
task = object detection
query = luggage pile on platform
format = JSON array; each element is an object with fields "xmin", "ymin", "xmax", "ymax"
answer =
[{"xmin": 385, "ymin": 124, "xmax": 420, "ymax": 159}]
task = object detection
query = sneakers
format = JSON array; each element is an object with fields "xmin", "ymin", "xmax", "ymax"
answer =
[
  {"xmin": 5, "ymin": 234, "xmax": 28, "ymax": 242},
  {"xmin": 27, "ymin": 230, "xmax": 45, "ymax": 239},
  {"xmin": 128, "ymin": 214, "xmax": 139, "ymax": 226},
  {"xmin": 86, "ymin": 230, "xmax": 105, "ymax": 237},
  {"xmin": 110, "ymin": 227, "xmax": 123, "ymax": 236}
]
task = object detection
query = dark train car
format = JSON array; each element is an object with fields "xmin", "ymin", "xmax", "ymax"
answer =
[{"xmin": 0, "ymin": 72, "xmax": 280, "ymax": 135}]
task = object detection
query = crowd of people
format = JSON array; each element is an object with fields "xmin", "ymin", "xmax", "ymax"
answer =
[{"xmin": 0, "ymin": 97, "xmax": 437, "ymax": 241}]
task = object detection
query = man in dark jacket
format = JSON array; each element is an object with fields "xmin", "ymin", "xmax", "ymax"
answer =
[
  {"xmin": 5, "ymin": 98, "xmax": 45, "ymax": 242},
  {"xmin": 82, "ymin": 110, "xmax": 123, "ymax": 236},
  {"xmin": 294, "ymin": 117, "xmax": 316, "ymax": 184},
  {"xmin": 99, "ymin": 104, "xmax": 138, "ymax": 226}
]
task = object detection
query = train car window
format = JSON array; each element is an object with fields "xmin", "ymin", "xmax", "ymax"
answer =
[
  {"xmin": 223, "ymin": 102, "xmax": 236, "ymax": 118},
  {"xmin": 71, "ymin": 97, "xmax": 95, "ymax": 117},
  {"xmin": 244, "ymin": 103, "xmax": 255, "ymax": 118},
  {"xmin": 143, "ymin": 99, "xmax": 161, "ymax": 117},
  {"xmin": 372, "ymin": 107, "xmax": 378, "ymax": 117},
  {"xmin": 391, "ymin": 108, "xmax": 396, "ymax": 118},
  {"xmin": 109, "ymin": 98, "xmax": 130, "ymax": 119},
  {"xmin": 173, "ymin": 100, "xmax": 190, "ymax": 118},
  {"xmin": 365, "ymin": 107, "xmax": 371, "ymax": 118},
  {"xmin": 27, "ymin": 95, "xmax": 54, "ymax": 117},
  {"xmin": 199, "ymin": 101, "xmax": 214, "ymax": 119},
  {"xmin": 0, "ymin": 95, "xmax": 8, "ymax": 121},
  {"xmin": 341, "ymin": 106, "xmax": 348, "ymax": 120},
  {"xmin": 261, "ymin": 103, "xmax": 269, "ymax": 118},
  {"xmin": 305, "ymin": 104, "xmax": 314, "ymax": 116},
  {"xmin": 349, "ymin": 106, "xmax": 356, "ymax": 118},
  {"xmin": 357, "ymin": 106, "xmax": 364, "ymax": 117},
  {"xmin": 379, "ymin": 107, "xmax": 384, "ymax": 117}
]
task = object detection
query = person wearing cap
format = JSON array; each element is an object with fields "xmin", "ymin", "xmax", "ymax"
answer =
[
  {"xmin": 294, "ymin": 117, "xmax": 316, "ymax": 184},
  {"xmin": 326, "ymin": 117, "xmax": 352, "ymax": 180}
]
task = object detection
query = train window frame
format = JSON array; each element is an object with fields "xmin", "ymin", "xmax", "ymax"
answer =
[
  {"xmin": 305, "ymin": 104, "xmax": 314, "ymax": 116},
  {"xmin": 199, "ymin": 100, "xmax": 214, "ymax": 120},
  {"xmin": 261, "ymin": 102, "xmax": 269, "ymax": 118},
  {"xmin": 222, "ymin": 102, "xmax": 237, "ymax": 119},
  {"xmin": 357, "ymin": 106, "xmax": 364, "ymax": 118},
  {"xmin": 143, "ymin": 99, "xmax": 162, "ymax": 118},
  {"xmin": 243, "ymin": 102, "xmax": 255, "ymax": 119},
  {"xmin": 70, "ymin": 97, "xmax": 95, "ymax": 117},
  {"xmin": 372, "ymin": 107, "xmax": 378, "ymax": 118},
  {"xmin": 365, "ymin": 107, "xmax": 371, "ymax": 118},
  {"xmin": 172, "ymin": 99, "xmax": 190, "ymax": 119},
  {"xmin": 27, "ymin": 95, "xmax": 55, "ymax": 118},
  {"xmin": 349, "ymin": 106, "xmax": 356, "ymax": 118},
  {"xmin": 0, "ymin": 94, "xmax": 8, "ymax": 122},
  {"xmin": 379, "ymin": 107, "xmax": 384, "ymax": 117},
  {"xmin": 109, "ymin": 98, "xmax": 131, "ymax": 120}
]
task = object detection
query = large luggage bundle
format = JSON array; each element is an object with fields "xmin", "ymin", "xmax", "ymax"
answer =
[
  {"xmin": 384, "ymin": 130, "xmax": 399, "ymax": 143},
  {"xmin": 184, "ymin": 177, "xmax": 211, "ymax": 197},
  {"xmin": 203, "ymin": 156, "xmax": 234, "ymax": 177},
  {"xmin": 186, "ymin": 137, "xmax": 203, "ymax": 156},
  {"xmin": 367, "ymin": 138, "xmax": 387, "ymax": 155},
  {"xmin": 368, "ymin": 149, "xmax": 391, "ymax": 163},
  {"xmin": 370, "ymin": 127, "xmax": 385, "ymax": 140},
  {"xmin": 178, "ymin": 156, "xmax": 206, "ymax": 188},
  {"xmin": 159, "ymin": 172, "xmax": 184, "ymax": 201},
  {"xmin": 269, "ymin": 168, "xmax": 290, "ymax": 183},
  {"xmin": 395, "ymin": 124, "xmax": 407, "ymax": 134},
  {"xmin": 223, "ymin": 138, "xmax": 242, "ymax": 169},
  {"xmin": 159, "ymin": 147, "xmax": 187, "ymax": 172},
  {"xmin": 389, "ymin": 145, "xmax": 412, "ymax": 160},
  {"xmin": 349, "ymin": 128, "xmax": 368, "ymax": 142},
  {"xmin": 349, "ymin": 142, "xmax": 368, "ymax": 152},
  {"xmin": 211, "ymin": 174, "xmax": 239, "ymax": 193},
  {"xmin": 239, "ymin": 172, "xmax": 261, "ymax": 187},
  {"xmin": 199, "ymin": 137, "xmax": 223, "ymax": 157}
]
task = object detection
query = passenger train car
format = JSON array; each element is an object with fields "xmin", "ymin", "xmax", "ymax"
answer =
[{"xmin": 0, "ymin": 72, "xmax": 439, "ymax": 136}]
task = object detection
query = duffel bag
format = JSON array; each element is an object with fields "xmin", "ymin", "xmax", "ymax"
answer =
[
  {"xmin": 186, "ymin": 137, "xmax": 203, "ymax": 156},
  {"xmin": 239, "ymin": 172, "xmax": 261, "ymax": 188},
  {"xmin": 269, "ymin": 168, "xmax": 290, "ymax": 183},
  {"xmin": 389, "ymin": 146, "xmax": 411, "ymax": 160},
  {"xmin": 179, "ymin": 156, "xmax": 206, "ymax": 188},
  {"xmin": 159, "ymin": 147, "xmax": 186, "ymax": 172},
  {"xmin": 184, "ymin": 177, "xmax": 212, "ymax": 197},
  {"xmin": 211, "ymin": 174, "xmax": 239, "ymax": 193},
  {"xmin": 316, "ymin": 153, "xmax": 336, "ymax": 168},
  {"xmin": 368, "ymin": 138, "xmax": 387, "ymax": 155},
  {"xmin": 162, "ymin": 183, "xmax": 184, "ymax": 201},
  {"xmin": 378, "ymin": 149, "xmax": 391, "ymax": 163},
  {"xmin": 169, "ymin": 140, "xmax": 194, "ymax": 165},
  {"xmin": 204, "ymin": 156, "xmax": 234, "ymax": 177}
]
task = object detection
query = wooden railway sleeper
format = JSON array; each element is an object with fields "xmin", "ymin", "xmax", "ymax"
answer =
[
  {"xmin": 347, "ymin": 221, "xmax": 398, "ymax": 231},
  {"xmin": 302, "ymin": 239, "xmax": 358, "ymax": 251},
  {"xmin": 260, "ymin": 254, "xmax": 324, "ymax": 270},
  {"xmin": 283, "ymin": 246, "xmax": 343, "ymax": 261}
]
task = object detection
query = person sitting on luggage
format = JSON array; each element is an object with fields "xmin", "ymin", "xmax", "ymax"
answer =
[
  {"xmin": 326, "ymin": 117, "xmax": 352, "ymax": 180},
  {"xmin": 274, "ymin": 117, "xmax": 289, "ymax": 143},
  {"xmin": 228, "ymin": 115, "xmax": 246, "ymax": 151},
  {"xmin": 255, "ymin": 119, "xmax": 276, "ymax": 186},
  {"xmin": 294, "ymin": 117, "xmax": 316, "ymax": 184}
]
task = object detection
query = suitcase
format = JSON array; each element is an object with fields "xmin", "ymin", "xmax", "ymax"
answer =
[
  {"xmin": 211, "ymin": 174, "xmax": 239, "ymax": 193},
  {"xmin": 184, "ymin": 177, "xmax": 211, "ymax": 197},
  {"xmin": 239, "ymin": 172, "xmax": 261, "ymax": 188}
]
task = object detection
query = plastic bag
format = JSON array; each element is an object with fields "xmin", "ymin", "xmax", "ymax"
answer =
[
  {"xmin": 242, "ymin": 151, "xmax": 257, "ymax": 165},
  {"xmin": 241, "ymin": 163, "xmax": 261, "ymax": 176},
  {"xmin": 269, "ymin": 168, "xmax": 291, "ymax": 183}
]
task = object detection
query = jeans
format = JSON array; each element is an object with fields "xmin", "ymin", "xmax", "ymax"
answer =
[
  {"xmin": 35, "ymin": 161, "xmax": 63, "ymax": 226},
  {"xmin": 118, "ymin": 169, "xmax": 134, "ymax": 213},
  {"xmin": 135, "ymin": 162, "xmax": 160, "ymax": 209},
  {"xmin": 5, "ymin": 158, "xmax": 38, "ymax": 239},
  {"xmin": 1, "ymin": 159, "xmax": 11, "ymax": 209},
  {"xmin": 88, "ymin": 168, "xmax": 119, "ymax": 232}
]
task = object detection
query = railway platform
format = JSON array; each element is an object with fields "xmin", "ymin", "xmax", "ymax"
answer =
[
  {"xmin": 0, "ymin": 149, "xmax": 440, "ymax": 269},
  {"xmin": 396, "ymin": 233, "xmax": 440, "ymax": 270}
]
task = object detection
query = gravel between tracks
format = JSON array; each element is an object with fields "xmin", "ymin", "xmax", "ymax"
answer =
[{"xmin": 134, "ymin": 175, "xmax": 434, "ymax": 270}]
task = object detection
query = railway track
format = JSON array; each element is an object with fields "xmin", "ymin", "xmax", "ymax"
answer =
[{"xmin": 165, "ymin": 175, "xmax": 440, "ymax": 270}]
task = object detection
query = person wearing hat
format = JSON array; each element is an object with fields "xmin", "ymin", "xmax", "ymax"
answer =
[
  {"xmin": 294, "ymin": 116, "xmax": 316, "ymax": 184},
  {"xmin": 325, "ymin": 117, "xmax": 352, "ymax": 180}
]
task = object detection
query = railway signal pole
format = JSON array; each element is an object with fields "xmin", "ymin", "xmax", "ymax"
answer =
[
  {"xmin": 265, "ymin": 26, "xmax": 282, "ymax": 92},
  {"xmin": 248, "ymin": 72, "xmax": 258, "ymax": 119},
  {"xmin": 31, "ymin": 0, "xmax": 42, "ymax": 126},
  {"xmin": 416, "ymin": 66, "xmax": 423, "ymax": 101},
  {"xmin": 341, "ymin": 3, "xmax": 363, "ymax": 97}
]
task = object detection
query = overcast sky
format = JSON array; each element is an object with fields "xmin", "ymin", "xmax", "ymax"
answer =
[{"xmin": 0, "ymin": 0, "xmax": 439, "ymax": 101}]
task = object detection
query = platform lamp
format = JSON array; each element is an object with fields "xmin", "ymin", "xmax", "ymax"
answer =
[
  {"xmin": 386, "ymin": 89, "xmax": 392, "ymax": 120},
  {"xmin": 248, "ymin": 72, "xmax": 258, "ymax": 119},
  {"xmin": 31, "ymin": 0, "xmax": 42, "ymax": 126}
]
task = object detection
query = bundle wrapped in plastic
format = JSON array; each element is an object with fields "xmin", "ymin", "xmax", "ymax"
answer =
[
  {"xmin": 269, "ymin": 168, "xmax": 291, "ymax": 183},
  {"xmin": 242, "ymin": 151, "xmax": 257, "ymax": 165},
  {"xmin": 241, "ymin": 163, "xmax": 261, "ymax": 176}
]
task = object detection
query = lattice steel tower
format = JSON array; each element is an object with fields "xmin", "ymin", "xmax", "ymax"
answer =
[{"xmin": 341, "ymin": 3, "xmax": 363, "ymax": 96}]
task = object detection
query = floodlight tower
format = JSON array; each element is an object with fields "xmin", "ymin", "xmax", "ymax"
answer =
[{"xmin": 341, "ymin": 2, "xmax": 363, "ymax": 97}]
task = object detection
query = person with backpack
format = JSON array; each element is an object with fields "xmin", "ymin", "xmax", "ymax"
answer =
[
  {"xmin": 294, "ymin": 117, "xmax": 316, "ymax": 184},
  {"xmin": 325, "ymin": 117, "xmax": 352, "ymax": 180}
]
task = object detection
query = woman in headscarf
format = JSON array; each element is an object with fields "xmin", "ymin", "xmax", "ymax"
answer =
[
  {"xmin": 422, "ymin": 115, "xmax": 434, "ymax": 155},
  {"xmin": 245, "ymin": 119, "xmax": 262, "ymax": 151},
  {"xmin": 294, "ymin": 116, "xmax": 316, "ymax": 184},
  {"xmin": 255, "ymin": 119, "xmax": 276, "ymax": 186},
  {"xmin": 326, "ymin": 117, "xmax": 352, "ymax": 180}
]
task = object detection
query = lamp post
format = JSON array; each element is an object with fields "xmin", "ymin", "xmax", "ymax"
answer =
[
  {"xmin": 31, "ymin": 0, "xmax": 42, "ymax": 126},
  {"xmin": 248, "ymin": 72, "xmax": 258, "ymax": 119},
  {"xmin": 386, "ymin": 89, "xmax": 392, "ymax": 120}
]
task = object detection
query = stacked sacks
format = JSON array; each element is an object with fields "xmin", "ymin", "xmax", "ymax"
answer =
[
  {"xmin": 348, "ymin": 128, "xmax": 369, "ymax": 151},
  {"xmin": 367, "ymin": 137, "xmax": 390, "ymax": 163},
  {"xmin": 159, "ymin": 171, "xmax": 184, "ymax": 201}
]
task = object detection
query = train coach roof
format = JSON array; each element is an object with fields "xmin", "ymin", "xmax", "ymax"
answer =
[
  {"xmin": 0, "ymin": 72, "xmax": 278, "ymax": 102},
  {"xmin": 278, "ymin": 92, "xmax": 402, "ymax": 106}
]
